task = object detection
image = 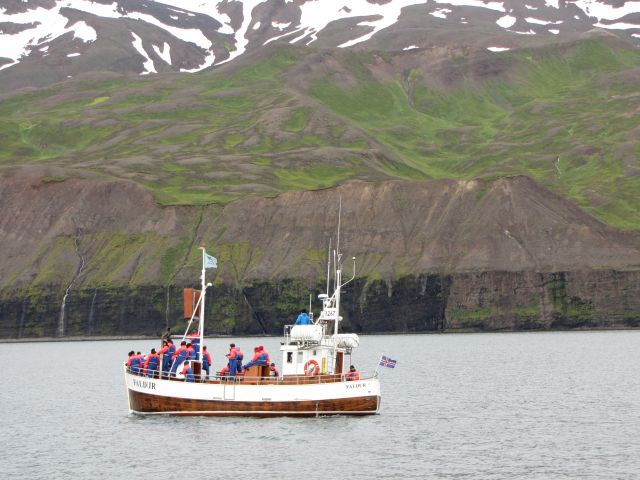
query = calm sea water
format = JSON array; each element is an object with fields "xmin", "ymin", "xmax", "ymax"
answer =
[{"xmin": 2, "ymin": 331, "xmax": 640, "ymax": 479}]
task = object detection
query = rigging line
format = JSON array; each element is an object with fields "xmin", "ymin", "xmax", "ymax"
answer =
[{"xmin": 242, "ymin": 288, "xmax": 268, "ymax": 334}]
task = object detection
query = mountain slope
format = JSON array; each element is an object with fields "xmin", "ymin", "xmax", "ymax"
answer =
[
  {"xmin": 0, "ymin": 0, "xmax": 639, "ymax": 90},
  {"xmin": 2, "ymin": 172, "xmax": 639, "ymax": 291},
  {"xmin": 2, "ymin": 171, "xmax": 639, "ymax": 337},
  {"xmin": 1, "ymin": 36, "xmax": 639, "ymax": 229}
]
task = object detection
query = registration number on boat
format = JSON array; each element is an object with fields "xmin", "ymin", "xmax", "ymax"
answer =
[{"xmin": 323, "ymin": 308, "xmax": 337, "ymax": 318}]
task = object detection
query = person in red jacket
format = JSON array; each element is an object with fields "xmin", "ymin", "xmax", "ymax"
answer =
[
  {"xmin": 226, "ymin": 343, "xmax": 238, "ymax": 378},
  {"xmin": 186, "ymin": 343, "xmax": 195, "ymax": 360},
  {"xmin": 144, "ymin": 348, "xmax": 160, "ymax": 378},
  {"xmin": 157, "ymin": 341, "xmax": 170, "ymax": 378},
  {"xmin": 234, "ymin": 345, "xmax": 244, "ymax": 374},
  {"xmin": 187, "ymin": 330, "xmax": 200, "ymax": 360},
  {"xmin": 243, "ymin": 345, "xmax": 270, "ymax": 369},
  {"xmin": 180, "ymin": 362, "xmax": 195, "ymax": 382},
  {"xmin": 259, "ymin": 346, "xmax": 270, "ymax": 365},
  {"xmin": 202, "ymin": 346, "xmax": 212, "ymax": 380},
  {"xmin": 217, "ymin": 364, "xmax": 230, "ymax": 377},
  {"xmin": 345, "ymin": 365, "xmax": 360, "ymax": 381},
  {"xmin": 170, "ymin": 341, "xmax": 188, "ymax": 377},
  {"xmin": 125, "ymin": 350, "xmax": 141, "ymax": 375}
]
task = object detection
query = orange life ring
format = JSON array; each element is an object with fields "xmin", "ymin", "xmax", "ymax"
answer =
[{"xmin": 304, "ymin": 359, "xmax": 319, "ymax": 376}]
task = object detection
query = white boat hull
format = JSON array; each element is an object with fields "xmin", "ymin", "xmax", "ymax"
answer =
[{"xmin": 124, "ymin": 370, "xmax": 381, "ymax": 416}]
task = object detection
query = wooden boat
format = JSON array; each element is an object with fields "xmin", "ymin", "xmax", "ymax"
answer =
[{"xmin": 124, "ymin": 234, "xmax": 381, "ymax": 416}]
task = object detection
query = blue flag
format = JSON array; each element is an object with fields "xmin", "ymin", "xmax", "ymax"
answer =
[
  {"xmin": 379, "ymin": 355, "xmax": 397, "ymax": 368},
  {"xmin": 204, "ymin": 253, "xmax": 217, "ymax": 269}
]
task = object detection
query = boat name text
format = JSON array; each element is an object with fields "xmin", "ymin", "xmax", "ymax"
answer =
[
  {"xmin": 346, "ymin": 382, "xmax": 365, "ymax": 389},
  {"xmin": 133, "ymin": 379, "xmax": 156, "ymax": 390}
]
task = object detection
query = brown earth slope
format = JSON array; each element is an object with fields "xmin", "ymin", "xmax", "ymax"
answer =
[
  {"xmin": 2, "ymin": 172, "xmax": 640, "ymax": 287},
  {"xmin": 1, "ymin": 172, "xmax": 639, "ymax": 337}
]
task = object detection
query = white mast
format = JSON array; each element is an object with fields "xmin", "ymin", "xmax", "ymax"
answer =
[
  {"xmin": 326, "ymin": 237, "xmax": 332, "ymax": 296},
  {"xmin": 334, "ymin": 197, "xmax": 343, "ymax": 336},
  {"xmin": 199, "ymin": 247, "xmax": 206, "ymax": 360}
]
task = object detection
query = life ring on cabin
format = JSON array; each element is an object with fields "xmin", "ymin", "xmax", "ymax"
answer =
[{"xmin": 304, "ymin": 359, "xmax": 319, "ymax": 376}]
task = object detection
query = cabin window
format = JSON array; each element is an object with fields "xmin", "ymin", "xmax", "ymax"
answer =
[
  {"xmin": 313, "ymin": 350, "xmax": 317, "ymax": 355},
  {"xmin": 287, "ymin": 352, "xmax": 293, "ymax": 363},
  {"xmin": 298, "ymin": 352, "xmax": 303, "ymax": 362}
]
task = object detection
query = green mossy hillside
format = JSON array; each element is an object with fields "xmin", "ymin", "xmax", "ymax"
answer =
[{"xmin": 0, "ymin": 39, "xmax": 639, "ymax": 229}]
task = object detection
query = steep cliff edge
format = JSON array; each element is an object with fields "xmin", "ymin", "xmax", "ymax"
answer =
[{"xmin": 1, "ymin": 171, "xmax": 639, "ymax": 337}]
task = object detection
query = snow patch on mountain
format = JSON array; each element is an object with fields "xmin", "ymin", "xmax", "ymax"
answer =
[
  {"xmin": 180, "ymin": 50, "xmax": 215, "ymax": 72},
  {"xmin": 431, "ymin": 8, "xmax": 451, "ymax": 19},
  {"xmin": 526, "ymin": 18, "xmax": 562, "ymax": 26},
  {"xmin": 264, "ymin": 26, "xmax": 305, "ymax": 46},
  {"xmin": 72, "ymin": 21, "xmax": 97, "ymax": 42},
  {"xmin": 127, "ymin": 11, "xmax": 212, "ymax": 50},
  {"xmin": 572, "ymin": 0, "xmax": 640, "ymax": 21},
  {"xmin": 332, "ymin": 0, "xmax": 432, "ymax": 48},
  {"xmin": 64, "ymin": 1, "xmax": 120, "ymax": 19},
  {"xmin": 0, "ymin": 0, "xmax": 638, "ymax": 76},
  {"xmin": 216, "ymin": 0, "xmax": 265, "ymax": 65},
  {"xmin": 153, "ymin": 42, "xmax": 171, "ymax": 65},
  {"xmin": 497, "ymin": 15, "xmax": 516, "ymax": 28},
  {"xmin": 0, "ymin": 4, "xmax": 96, "ymax": 71},
  {"xmin": 152, "ymin": 0, "xmax": 234, "ymax": 34},
  {"xmin": 436, "ymin": 0, "xmax": 504, "ymax": 12},
  {"xmin": 131, "ymin": 32, "xmax": 156, "ymax": 74},
  {"xmin": 595, "ymin": 21, "xmax": 640, "ymax": 30},
  {"xmin": 510, "ymin": 29, "xmax": 536, "ymax": 35}
]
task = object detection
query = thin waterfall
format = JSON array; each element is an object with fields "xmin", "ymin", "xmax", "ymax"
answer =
[
  {"xmin": 87, "ymin": 288, "xmax": 97, "ymax": 336},
  {"xmin": 165, "ymin": 284, "xmax": 171, "ymax": 330},
  {"xmin": 18, "ymin": 299, "xmax": 26, "ymax": 338},
  {"xmin": 57, "ymin": 231, "xmax": 86, "ymax": 337}
]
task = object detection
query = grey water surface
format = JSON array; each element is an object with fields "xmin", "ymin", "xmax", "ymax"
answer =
[{"xmin": 2, "ymin": 331, "xmax": 640, "ymax": 479}]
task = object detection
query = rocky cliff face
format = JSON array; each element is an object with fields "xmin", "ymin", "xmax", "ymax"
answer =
[
  {"xmin": 1, "ymin": 172, "xmax": 639, "ymax": 337},
  {"xmin": 2, "ymin": 270, "xmax": 639, "ymax": 338}
]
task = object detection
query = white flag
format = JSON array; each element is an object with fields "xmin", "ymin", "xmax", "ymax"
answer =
[{"xmin": 204, "ymin": 253, "xmax": 217, "ymax": 269}]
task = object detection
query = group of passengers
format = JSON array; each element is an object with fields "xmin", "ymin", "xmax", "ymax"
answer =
[
  {"xmin": 125, "ymin": 311, "xmax": 361, "ymax": 382},
  {"xmin": 217, "ymin": 343, "xmax": 277, "ymax": 378},
  {"xmin": 124, "ymin": 334, "xmax": 277, "ymax": 382}
]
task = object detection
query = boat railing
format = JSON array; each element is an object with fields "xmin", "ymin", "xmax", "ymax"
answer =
[{"xmin": 125, "ymin": 365, "xmax": 377, "ymax": 385}]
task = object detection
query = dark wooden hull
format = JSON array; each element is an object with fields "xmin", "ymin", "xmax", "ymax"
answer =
[{"xmin": 128, "ymin": 389, "xmax": 380, "ymax": 417}]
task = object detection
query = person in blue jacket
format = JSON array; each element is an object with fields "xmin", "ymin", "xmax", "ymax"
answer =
[
  {"xmin": 294, "ymin": 309, "xmax": 311, "ymax": 325},
  {"xmin": 144, "ymin": 348, "xmax": 160, "ymax": 378},
  {"xmin": 243, "ymin": 346, "xmax": 270, "ymax": 369},
  {"xmin": 181, "ymin": 363, "xmax": 195, "ymax": 383},
  {"xmin": 202, "ymin": 346, "xmax": 212, "ymax": 379},
  {"xmin": 126, "ymin": 351, "xmax": 141, "ymax": 375},
  {"xmin": 170, "ymin": 341, "xmax": 188, "ymax": 377},
  {"xmin": 226, "ymin": 344, "xmax": 238, "ymax": 379},
  {"xmin": 188, "ymin": 331, "xmax": 200, "ymax": 360}
]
